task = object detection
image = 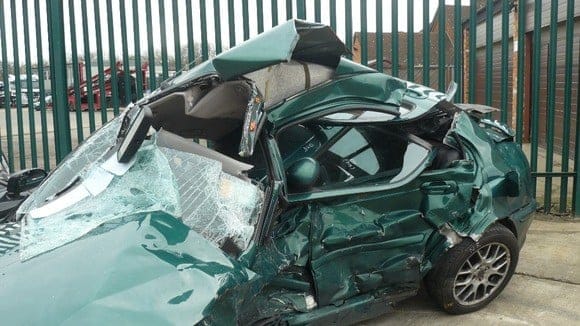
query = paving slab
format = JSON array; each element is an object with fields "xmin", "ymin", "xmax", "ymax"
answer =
[
  {"xmin": 517, "ymin": 219, "xmax": 580, "ymax": 284},
  {"xmin": 365, "ymin": 275, "xmax": 579, "ymax": 325}
]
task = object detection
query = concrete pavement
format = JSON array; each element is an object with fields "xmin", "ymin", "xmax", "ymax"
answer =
[{"xmin": 366, "ymin": 215, "xmax": 580, "ymax": 325}]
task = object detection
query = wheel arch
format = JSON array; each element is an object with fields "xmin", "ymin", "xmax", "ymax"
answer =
[{"xmin": 497, "ymin": 217, "xmax": 518, "ymax": 239}]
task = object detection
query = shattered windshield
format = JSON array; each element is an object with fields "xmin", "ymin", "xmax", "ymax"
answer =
[{"xmin": 16, "ymin": 115, "xmax": 264, "ymax": 260}]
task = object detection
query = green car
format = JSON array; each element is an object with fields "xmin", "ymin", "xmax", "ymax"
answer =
[{"xmin": 0, "ymin": 20, "xmax": 535, "ymax": 325}]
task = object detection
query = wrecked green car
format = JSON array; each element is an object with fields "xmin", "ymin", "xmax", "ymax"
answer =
[{"xmin": 0, "ymin": 20, "xmax": 535, "ymax": 325}]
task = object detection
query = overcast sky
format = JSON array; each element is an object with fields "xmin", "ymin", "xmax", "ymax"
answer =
[{"xmin": 1, "ymin": 0, "xmax": 471, "ymax": 65}]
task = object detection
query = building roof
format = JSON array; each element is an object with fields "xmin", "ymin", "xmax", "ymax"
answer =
[
  {"xmin": 352, "ymin": 4, "xmax": 471, "ymax": 67},
  {"xmin": 460, "ymin": 0, "xmax": 510, "ymax": 26},
  {"xmin": 429, "ymin": 4, "xmax": 472, "ymax": 32},
  {"xmin": 352, "ymin": 32, "xmax": 454, "ymax": 68}
]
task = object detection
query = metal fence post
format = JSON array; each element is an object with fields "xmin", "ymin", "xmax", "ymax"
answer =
[
  {"xmin": 297, "ymin": 0, "xmax": 306, "ymax": 19},
  {"xmin": 559, "ymin": 0, "xmax": 575, "ymax": 213},
  {"xmin": 47, "ymin": 0, "xmax": 72, "ymax": 162},
  {"xmin": 573, "ymin": 22, "xmax": 580, "ymax": 216}
]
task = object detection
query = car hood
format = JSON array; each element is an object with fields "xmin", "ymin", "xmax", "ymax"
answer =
[{"xmin": 0, "ymin": 212, "xmax": 254, "ymax": 325}]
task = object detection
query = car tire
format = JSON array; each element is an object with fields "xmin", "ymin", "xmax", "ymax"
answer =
[{"xmin": 425, "ymin": 223, "xmax": 519, "ymax": 314}]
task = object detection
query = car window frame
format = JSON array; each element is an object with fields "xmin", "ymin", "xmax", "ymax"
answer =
[
  {"xmin": 272, "ymin": 106, "xmax": 435, "ymax": 203},
  {"xmin": 249, "ymin": 134, "xmax": 288, "ymax": 248}
]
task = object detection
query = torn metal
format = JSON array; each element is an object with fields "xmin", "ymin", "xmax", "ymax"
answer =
[{"xmin": 0, "ymin": 19, "xmax": 535, "ymax": 325}]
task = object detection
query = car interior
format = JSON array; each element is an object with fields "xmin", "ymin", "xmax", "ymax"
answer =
[
  {"xmin": 145, "ymin": 61, "xmax": 335, "ymax": 181},
  {"xmin": 144, "ymin": 60, "xmax": 463, "ymax": 192},
  {"xmin": 277, "ymin": 107, "xmax": 464, "ymax": 193}
]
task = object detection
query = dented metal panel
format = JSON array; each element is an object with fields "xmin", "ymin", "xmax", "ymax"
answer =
[
  {"xmin": 157, "ymin": 20, "xmax": 348, "ymax": 92},
  {"xmin": 0, "ymin": 20, "xmax": 536, "ymax": 325},
  {"xmin": 0, "ymin": 214, "xmax": 256, "ymax": 325},
  {"xmin": 448, "ymin": 112, "xmax": 535, "ymax": 239}
]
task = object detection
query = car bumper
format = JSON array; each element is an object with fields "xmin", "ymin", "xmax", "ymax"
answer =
[{"xmin": 509, "ymin": 200, "xmax": 536, "ymax": 249}]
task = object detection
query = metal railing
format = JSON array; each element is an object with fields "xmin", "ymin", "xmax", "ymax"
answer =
[{"xmin": 0, "ymin": 0, "xmax": 578, "ymax": 215}]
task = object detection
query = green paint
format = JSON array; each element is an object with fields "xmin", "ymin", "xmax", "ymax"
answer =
[
  {"xmin": 559, "ymin": 0, "xmax": 574, "ymax": 212},
  {"xmin": 34, "ymin": 0, "xmax": 50, "ymax": 170},
  {"xmin": 47, "ymin": 0, "xmax": 72, "ymax": 162},
  {"xmin": 21, "ymin": 0, "xmax": 38, "ymax": 167},
  {"xmin": 68, "ymin": 0, "xmax": 84, "ymax": 143},
  {"xmin": 81, "ymin": 0, "xmax": 96, "ymax": 133},
  {"xmin": 0, "ymin": 21, "xmax": 535, "ymax": 325},
  {"xmin": 93, "ymin": 0, "xmax": 108, "ymax": 123}
]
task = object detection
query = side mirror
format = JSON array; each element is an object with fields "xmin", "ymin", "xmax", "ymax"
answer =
[
  {"xmin": 7, "ymin": 168, "xmax": 47, "ymax": 195},
  {"xmin": 286, "ymin": 157, "xmax": 321, "ymax": 192}
]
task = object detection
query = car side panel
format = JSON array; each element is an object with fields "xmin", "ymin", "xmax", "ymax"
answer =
[
  {"xmin": 418, "ymin": 161, "xmax": 478, "ymax": 229},
  {"xmin": 308, "ymin": 182, "xmax": 433, "ymax": 306},
  {"xmin": 449, "ymin": 112, "xmax": 536, "ymax": 240}
]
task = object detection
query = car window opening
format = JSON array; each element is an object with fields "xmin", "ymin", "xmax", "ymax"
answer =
[{"xmin": 278, "ymin": 106, "xmax": 464, "ymax": 194}]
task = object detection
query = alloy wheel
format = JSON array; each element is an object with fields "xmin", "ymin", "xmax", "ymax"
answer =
[{"xmin": 452, "ymin": 242, "xmax": 511, "ymax": 305}]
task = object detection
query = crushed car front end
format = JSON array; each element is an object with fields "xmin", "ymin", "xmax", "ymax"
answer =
[{"xmin": 0, "ymin": 19, "xmax": 537, "ymax": 324}]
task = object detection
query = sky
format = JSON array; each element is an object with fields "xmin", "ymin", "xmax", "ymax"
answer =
[{"xmin": 0, "ymin": 0, "xmax": 471, "ymax": 65}]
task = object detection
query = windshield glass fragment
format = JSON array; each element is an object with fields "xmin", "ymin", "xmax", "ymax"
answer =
[
  {"xmin": 17, "ymin": 117, "xmax": 123, "ymax": 216},
  {"xmin": 161, "ymin": 147, "xmax": 263, "ymax": 249},
  {"xmin": 17, "ymin": 120, "xmax": 264, "ymax": 260}
]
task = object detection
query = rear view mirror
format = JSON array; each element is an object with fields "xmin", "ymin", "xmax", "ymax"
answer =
[
  {"xmin": 117, "ymin": 105, "xmax": 153, "ymax": 163},
  {"xmin": 286, "ymin": 157, "xmax": 321, "ymax": 192},
  {"xmin": 7, "ymin": 168, "xmax": 47, "ymax": 195}
]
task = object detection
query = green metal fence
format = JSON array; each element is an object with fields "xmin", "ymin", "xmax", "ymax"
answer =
[{"xmin": 0, "ymin": 0, "xmax": 578, "ymax": 215}]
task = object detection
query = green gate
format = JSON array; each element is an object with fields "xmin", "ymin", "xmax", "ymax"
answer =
[{"xmin": 0, "ymin": 0, "xmax": 578, "ymax": 215}]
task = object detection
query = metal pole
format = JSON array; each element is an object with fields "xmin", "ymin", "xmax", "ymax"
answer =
[
  {"xmin": 438, "ymin": 0, "xmax": 446, "ymax": 91},
  {"xmin": 376, "ymin": 0, "xmax": 383, "ymax": 72},
  {"xmin": 360, "ymin": 0, "xmax": 367, "ymax": 65},
  {"xmin": 391, "ymin": 0, "xmax": 398, "ymax": 76},
  {"xmin": 345, "ymin": 0, "xmax": 352, "ymax": 60},
  {"xmin": 47, "ymin": 0, "xmax": 72, "ymax": 162},
  {"xmin": 512, "ymin": 0, "xmax": 521, "ymax": 137},
  {"xmin": 573, "ymin": 41, "xmax": 580, "ymax": 216},
  {"xmin": 297, "ymin": 0, "xmax": 306, "ymax": 19},
  {"xmin": 543, "ymin": 0, "xmax": 558, "ymax": 212},
  {"xmin": 423, "ymin": 0, "xmax": 430, "ymax": 86},
  {"xmin": 499, "ymin": 0, "xmax": 509, "ymax": 123},
  {"xmin": 408, "ymin": 0, "xmax": 414, "ymax": 81},
  {"xmin": 560, "ymin": 0, "xmax": 575, "ymax": 212},
  {"xmin": 468, "ymin": 0, "xmax": 476, "ymax": 103},
  {"xmin": 34, "ymin": 0, "xmax": 50, "ymax": 170},
  {"xmin": 0, "ymin": 0, "xmax": 15, "ymax": 170},
  {"xmin": 530, "ymin": 0, "xmax": 541, "ymax": 198},
  {"xmin": 454, "ymin": 0, "xmax": 462, "ymax": 101}
]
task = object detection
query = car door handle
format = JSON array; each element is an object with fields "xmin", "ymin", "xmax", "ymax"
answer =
[{"xmin": 421, "ymin": 181, "xmax": 458, "ymax": 195}]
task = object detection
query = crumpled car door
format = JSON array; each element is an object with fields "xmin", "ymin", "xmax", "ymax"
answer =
[
  {"xmin": 302, "ymin": 129, "xmax": 433, "ymax": 305},
  {"xmin": 307, "ymin": 180, "xmax": 433, "ymax": 306}
]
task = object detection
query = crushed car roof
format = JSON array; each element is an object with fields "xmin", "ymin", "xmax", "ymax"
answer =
[
  {"xmin": 150, "ymin": 19, "xmax": 449, "ymax": 128},
  {"xmin": 164, "ymin": 20, "xmax": 349, "ymax": 85}
]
